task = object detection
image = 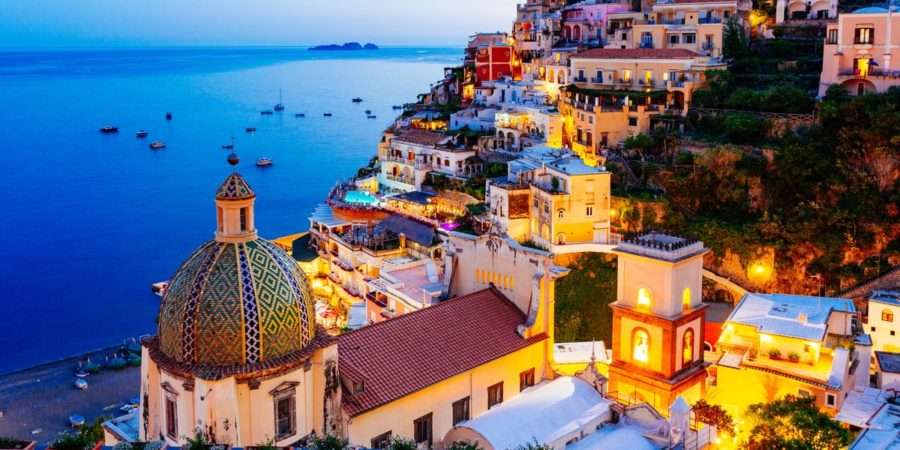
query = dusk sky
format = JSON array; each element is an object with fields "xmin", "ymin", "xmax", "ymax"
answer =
[{"xmin": 0, "ymin": 0, "xmax": 519, "ymax": 49}]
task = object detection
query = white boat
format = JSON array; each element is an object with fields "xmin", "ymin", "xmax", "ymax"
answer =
[
  {"xmin": 149, "ymin": 141, "xmax": 166, "ymax": 149},
  {"xmin": 274, "ymin": 89, "xmax": 285, "ymax": 111},
  {"xmin": 256, "ymin": 157, "xmax": 273, "ymax": 167},
  {"xmin": 152, "ymin": 281, "xmax": 169, "ymax": 297},
  {"xmin": 74, "ymin": 379, "xmax": 88, "ymax": 390}
]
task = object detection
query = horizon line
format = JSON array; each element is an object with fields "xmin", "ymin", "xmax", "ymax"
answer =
[{"xmin": 0, "ymin": 43, "xmax": 468, "ymax": 52}]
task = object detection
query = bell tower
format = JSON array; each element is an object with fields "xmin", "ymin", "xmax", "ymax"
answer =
[
  {"xmin": 607, "ymin": 232, "xmax": 709, "ymax": 412},
  {"xmin": 215, "ymin": 153, "xmax": 258, "ymax": 243}
]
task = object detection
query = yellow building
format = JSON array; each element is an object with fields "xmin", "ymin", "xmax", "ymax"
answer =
[
  {"xmin": 631, "ymin": 0, "xmax": 745, "ymax": 58},
  {"xmin": 565, "ymin": 48, "xmax": 726, "ymax": 151},
  {"xmin": 487, "ymin": 145, "xmax": 614, "ymax": 252},
  {"xmin": 710, "ymin": 292, "xmax": 872, "ymax": 417},
  {"xmin": 607, "ymin": 232, "xmax": 710, "ymax": 412}
]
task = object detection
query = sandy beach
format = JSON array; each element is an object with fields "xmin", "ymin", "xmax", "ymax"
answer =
[{"xmin": 0, "ymin": 346, "xmax": 140, "ymax": 445}]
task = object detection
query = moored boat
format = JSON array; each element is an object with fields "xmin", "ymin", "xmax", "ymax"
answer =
[
  {"xmin": 100, "ymin": 126, "xmax": 118, "ymax": 133},
  {"xmin": 260, "ymin": 109, "xmax": 274, "ymax": 115},
  {"xmin": 165, "ymin": 112, "xmax": 173, "ymax": 120},
  {"xmin": 152, "ymin": 281, "xmax": 169, "ymax": 297},
  {"xmin": 74, "ymin": 379, "xmax": 88, "ymax": 390},
  {"xmin": 295, "ymin": 113, "xmax": 305, "ymax": 117},
  {"xmin": 256, "ymin": 157, "xmax": 273, "ymax": 167},
  {"xmin": 324, "ymin": 113, "xmax": 333, "ymax": 117},
  {"xmin": 274, "ymin": 89, "xmax": 285, "ymax": 111},
  {"xmin": 367, "ymin": 115, "xmax": 377, "ymax": 119},
  {"xmin": 352, "ymin": 97, "xmax": 363, "ymax": 103},
  {"xmin": 245, "ymin": 127, "xmax": 256, "ymax": 132},
  {"xmin": 149, "ymin": 141, "xmax": 166, "ymax": 149},
  {"xmin": 136, "ymin": 130, "xmax": 148, "ymax": 138},
  {"xmin": 222, "ymin": 144, "xmax": 234, "ymax": 149},
  {"xmin": 392, "ymin": 105, "xmax": 403, "ymax": 110},
  {"xmin": 365, "ymin": 109, "xmax": 372, "ymax": 114}
]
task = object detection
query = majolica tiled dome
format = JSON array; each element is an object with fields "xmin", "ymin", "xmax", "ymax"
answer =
[{"xmin": 158, "ymin": 237, "xmax": 316, "ymax": 366}]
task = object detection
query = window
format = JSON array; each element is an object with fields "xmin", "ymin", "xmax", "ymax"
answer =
[
  {"xmin": 452, "ymin": 397, "xmax": 470, "ymax": 426},
  {"xmin": 520, "ymin": 368, "xmax": 535, "ymax": 391},
  {"xmin": 586, "ymin": 206, "xmax": 594, "ymax": 217},
  {"xmin": 165, "ymin": 396, "xmax": 178, "ymax": 440},
  {"xmin": 643, "ymin": 70, "xmax": 653, "ymax": 85},
  {"xmin": 637, "ymin": 287, "xmax": 652, "ymax": 309},
  {"xmin": 558, "ymin": 209, "xmax": 565, "ymax": 219},
  {"xmin": 622, "ymin": 69, "xmax": 632, "ymax": 82},
  {"xmin": 854, "ymin": 57, "xmax": 872, "ymax": 77},
  {"xmin": 275, "ymin": 394, "xmax": 296, "ymax": 439},
  {"xmin": 632, "ymin": 328, "xmax": 650, "ymax": 363},
  {"xmin": 533, "ymin": 197, "xmax": 539, "ymax": 208},
  {"xmin": 827, "ymin": 29, "xmax": 838, "ymax": 44},
  {"xmin": 628, "ymin": 117, "xmax": 638, "ymax": 126},
  {"xmin": 543, "ymin": 202, "xmax": 550, "ymax": 214},
  {"xmin": 683, "ymin": 33, "xmax": 696, "ymax": 44},
  {"xmin": 239, "ymin": 208, "xmax": 248, "ymax": 231},
  {"xmin": 371, "ymin": 432, "xmax": 392, "ymax": 449},
  {"xmin": 798, "ymin": 389, "xmax": 814, "ymax": 399},
  {"xmin": 871, "ymin": 326, "xmax": 877, "ymax": 332},
  {"xmin": 683, "ymin": 328, "xmax": 695, "ymax": 366},
  {"xmin": 488, "ymin": 382, "xmax": 504, "ymax": 409},
  {"xmin": 883, "ymin": 309, "xmax": 893, "ymax": 322},
  {"xmin": 682, "ymin": 287, "xmax": 692, "ymax": 311},
  {"xmin": 217, "ymin": 207, "xmax": 223, "ymax": 232},
  {"xmin": 669, "ymin": 34, "xmax": 680, "ymax": 45},
  {"xmin": 595, "ymin": 70, "xmax": 603, "ymax": 83},
  {"xmin": 855, "ymin": 27, "xmax": 873, "ymax": 44},
  {"xmin": 413, "ymin": 413, "xmax": 433, "ymax": 447},
  {"xmin": 826, "ymin": 393, "xmax": 837, "ymax": 407},
  {"xmin": 892, "ymin": 331, "xmax": 896, "ymax": 336}
]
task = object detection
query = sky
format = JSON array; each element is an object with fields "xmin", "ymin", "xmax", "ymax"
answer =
[{"xmin": 0, "ymin": 0, "xmax": 519, "ymax": 49}]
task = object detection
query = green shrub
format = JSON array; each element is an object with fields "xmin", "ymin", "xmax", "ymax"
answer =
[
  {"xmin": 0, "ymin": 437, "xmax": 31, "ymax": 449},
  {"xmin": 309, "ymin": 434, "xmax": 348, "ymax": 450},
  {"xmin": 724, "ymin": 115, "xmax": 765, "ymax": 144},
  {"xmin": 788, "ymin": 352, "xmax": 800, "ymax": 362},
  {"xmin": 768, "ymin": 349, "xmax": 782, "ymax": 359}
]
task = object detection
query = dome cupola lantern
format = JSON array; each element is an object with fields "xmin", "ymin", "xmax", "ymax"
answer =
[{"xmin": 215, "ymin": 153, "xmax": 257, "ymax": 243}]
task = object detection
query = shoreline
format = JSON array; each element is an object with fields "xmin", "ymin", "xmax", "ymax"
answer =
[{"xmin": 0, "ymin": 337, "xmax": 148, "ymax": 378}]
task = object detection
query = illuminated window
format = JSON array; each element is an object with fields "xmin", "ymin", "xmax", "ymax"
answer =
[
  {"xmin": 637, "ymin": 287, "xmax": 652, "ymax": 309},
  {"xmin": 632, "ymin": 328, "xmax": 650, "ymax": 363},
  {"xmin": 682, "ymin": 287, "xmax": 692, "ymax": 311},
  {"xmin": 683, "ymin": 328, "xmax": 694, "ymax": 366},
  {"xmin": 884, "ymin": 309, "xmax": 894, "ymax": 323}
]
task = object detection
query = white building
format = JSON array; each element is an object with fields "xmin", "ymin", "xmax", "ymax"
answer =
[
  {"xmin": 378, "ymin": 129, "xmax": 480, "ymax": 193},
  {"xmin": 867, "ymin": 291, "xmax": 900, "ymax": 352},
  {"xmin": 874, "ymin": 351, "xmax": 900, "ymax": 390}
]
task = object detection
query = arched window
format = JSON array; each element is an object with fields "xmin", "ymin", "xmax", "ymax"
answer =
[
  {"xmin": 632, "ymin": 328, "xmax": 649, "ymax": 363},
  {"xmin": 637, "ymin": 287, "xmax": 652, "ymax": 310},
  {"xmin": 558, "ymin": 209, "xmax": 565, "ymax": 219},
  {"xmin": 682, "ymin": 287, "xmax": 692, "ymax": 311},
  {"xmin": 683, "ymin": 328, "xmax": 694, "ymax": 366},
  {"xmin": 884, "ymin": 309, "xmax": 894, "ymax": 323}
]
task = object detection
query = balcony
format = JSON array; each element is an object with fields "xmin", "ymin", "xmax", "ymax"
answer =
[
  {"xmin": 590, "ymin": 76, "xmax": 604, "ymax": 84},
  {"xmin": 838, "ymin": 69, "xmax": 899, "ymax": 78},
  {"xmin": 698, "ymin": 17, "xmax": 722, "ymax": 24},
  {"xmin": 573, "ymin": 76, "xmax": 588, "ymax": 83},
  {"xmin": 639, "ymin": 41, "xmax": 654, "ymax": 49},
  {"xmin": 386, "ymin": 174, "xmax": 416, "ymax": 185}
]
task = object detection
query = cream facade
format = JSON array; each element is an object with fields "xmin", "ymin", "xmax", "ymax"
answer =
[
  {"xmin": 378, "ymin": 130, "xmax": 479, "ymax": 193},
  {"xmin": 818, "ymin": 7, "xmax": 900, "ymax": 97},
  {"xmin": 775, "ymin": 0, "xmax": 837, "ymax": 22},
  {"xmin": 631, "ymin": 0, "xmax": 744, "ymax": 58}
]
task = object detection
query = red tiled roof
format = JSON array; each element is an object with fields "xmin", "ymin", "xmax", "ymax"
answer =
[
  {"xmin": 392, "ymin": 129, "xmax": 449, "ymax": 147},
  {"xmin": 572, "ymin": 48, "xmax": 702, "ymax": 59},
  {"xmin": 339, "ymin": 287, "xmax": 548, "ymax": 417}
]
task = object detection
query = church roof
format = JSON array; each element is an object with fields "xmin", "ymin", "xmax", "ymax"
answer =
[
  {"xmin": 339, "ymin": 288, "xmax": 547, "ymax": 417},
  {"xmin": 157, "ymin": 238, "xmax": 317, "ymax": 367},
  {"xmin": 216, "ymin": 172, "xmax": 255, "ymax": 200}
]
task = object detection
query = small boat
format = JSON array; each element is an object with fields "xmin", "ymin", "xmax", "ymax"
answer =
[
  {"xmin": 165, "ymin": 112, "xmax": 173, "ymax": 120},
  {"xmin": 260, "ymin": 110, "xmax": 274, "ymax": 115},
  {"xmin": 100, "ymin": 126, "xmax": 119, "ymax": 133},
  {"xmin": 256, "ymin": 157, "xmax": 273, "ymax": 167},
  {"xmin": 324, "ymin": 113, "xmax": 333, "ymax": 117},
  {"xmin": 245, "ymin": 127, "xmax": 256, "ymax": 133},
  {"xmin": 222, "ymin": 144, "xmax": 234, "ymax": 149},
  {"xmin": 352, "ymin": 98, "xmax": 363, "ymax": 103},
  {"xmin": 75, "ymin": 362, "xmax": 89, "ymax": 378},
  {"xmin": 149, "ymin": 141, "xmax": 166, "ymax": 149},
  {"xmin": 392, "ymin": 105, "xmax": 403, "ymax": 110},
  {"xmin": 274, "ymin": 89, "xmax": 285, "ymax": 111},
  {"xmin": 69, "ymin": 414, "xmax": 85, "ymax": 427},
  {"xmin": 367, "ymin": 115, "xmax": 377, "ymax": 119},
  {"xmin": 365, "ymin": 109, "xmax": 372, "ymax": 114},
  {"xmin": 295, "ymin": 113, "xmax": 305, "ymax": 117},
  {"xmin": 136, "ymin": 130, "xmax": 148, "ymax": 138},
  {"xmin": 74, "ymin": 379, "xmax": 88, "ymax": 390},
  {"xmin": 152, "ymin": 281, "xmax": 169, "ymax": 297}
]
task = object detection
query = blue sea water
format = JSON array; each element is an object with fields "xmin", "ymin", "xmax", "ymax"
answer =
[{"xmin": 0, "ymin": 46, "xmax": 460, "ymax": 374}]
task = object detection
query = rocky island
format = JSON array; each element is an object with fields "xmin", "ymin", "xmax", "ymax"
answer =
[{"xmin": 309, "ymin": 42, "xmax": 378, "ymax": 51}]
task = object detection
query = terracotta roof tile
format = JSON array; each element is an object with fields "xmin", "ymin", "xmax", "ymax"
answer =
[
  {"xmin": 339, "ymin": 287, "xmax": 548, "ymax": 417},
  {"xmin": 572, "ymin": 48, "xmax": 702, "ymax": 59},
  {"xmin": 392, "ymin": 129, "xmax": 450, "ymax": 147}
]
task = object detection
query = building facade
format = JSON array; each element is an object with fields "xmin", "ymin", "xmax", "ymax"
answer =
[{"xmin": 819, "ymin": 6, "xmax": 900, "ymax": 97}]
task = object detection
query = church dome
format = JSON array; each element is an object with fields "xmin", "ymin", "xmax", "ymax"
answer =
[
  {"xmin": 157, "ymin": 170, "xmax": 316, "ymax": 367},
  {"xmin": 158, "ymin": 238, "xmax": 317, "ymax": 365}
]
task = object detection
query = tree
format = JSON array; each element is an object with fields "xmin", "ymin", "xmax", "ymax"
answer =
[
  {"xmin": 692, "ymin": 399, "xmax": 735, "ymax": 436},
  {"xmin": 722, "ymin": 17, "xmax": 749, "ymax": 62},
  {"xmin": 742, "ymin": 395, "xmax": 852, "ymax": 450},
  {"xmin": 724, "ymin": 115, "xmax": 766, "ymax": 144},
  {"xmin": 624, "ymin": 133, "xmax": 655, "ymax": 160}
]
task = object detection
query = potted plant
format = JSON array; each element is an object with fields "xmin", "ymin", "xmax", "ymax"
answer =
[
  {"xmin": 114, "ymin": 441, "xmax": 167, "ymax": 450},
  {"xmin": 0, "ymin": 436, "xmax": 36, "ymax": 450},
  {"xmin": 183, "ymin": 428, "xmax": 228, "ymax": 450},
  {"xmin": 48, "ymin": 433, "xmax": 100, "ymax": 450},
  {"xmin": 768, "ymin": 349, "xmax": 782, "ymax": 360},
  {"xmin": 246, "ymin": 437, "xmax": 278, "ymax": 450},
  {"xmin": 788, "ymin": 352, "xmax": 801, "ymax": 363}
]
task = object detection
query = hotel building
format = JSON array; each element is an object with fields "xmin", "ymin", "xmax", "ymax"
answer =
[
  {"xmin": 377, "ymin": 129, "xmax": 480, "ymax": 193},
  {"xmin": 818, "ymin": 6, "xmax": 900, "ymax": 97}
]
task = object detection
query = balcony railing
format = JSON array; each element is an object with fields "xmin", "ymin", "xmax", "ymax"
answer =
[
  {"xmin": 838, "ymin": 69, "xmax": 900, "ymax": 78},
  {"xmin": 386, "ymin": 174, "xmax": 415, "ymax": 185},
  {"xmin": 640, "ymin": 41, "xmax": 654, "ymax": 48},
  {"xmin": 573, "ymin": 76, "xmax": 588, "ymax": 83},
  {"xmin": 590, "ymin": 76, "xmax": 604, "ymax": 83},
  {"xmin": 698, "ymin": 17, "xmax": 722, "ymax": 24}
]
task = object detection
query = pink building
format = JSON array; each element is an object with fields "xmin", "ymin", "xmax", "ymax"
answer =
[
  {"xmin": 819, "ymin": 6, "xmax": 900, "ymax": 97},
  {"xmin": 561, "ymin": 0, "xmax": 633, "ymax": 45}
]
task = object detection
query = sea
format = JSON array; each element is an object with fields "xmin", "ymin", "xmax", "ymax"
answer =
[{"xmin": 0, "ymin": 46, "xmax": 461, "ymax": 374}]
